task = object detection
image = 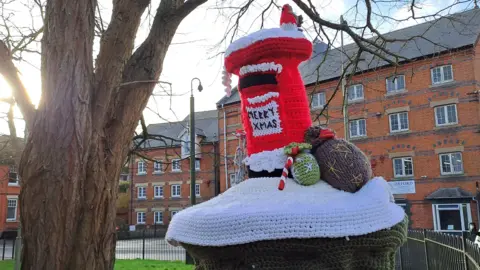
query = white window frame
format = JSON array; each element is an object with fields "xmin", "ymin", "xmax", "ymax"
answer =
[
  {"xmin": 392, "ymin": 157, "xmax": 414, "ymax": 178},
  {"xmin": 439, "ymin": 152, "xmax": 464, "ymax": 175},
  {"xmin": 347, "ymin": 84, "xmax": 364, "ymax": 102},
  {"xmin": 154, "ymin": 211, "xmax": 163, "ymax": 224},
  {"xmin": 432, "ymin": 203, "xmax": 471, "ymax": 232},
  {"xmin": 171, "ymin": 210, "xmax": 179, "ymax": 218},
  {"xmin": 172, "ymin": 159, "xmax": 181, "ymax": 172},
  {"xmin": 171, "ymin": 184, "xmax": 181, "ymax": 198},
  {"xmin": 137, "ymin": 161, "xmax": 147, "ymax": 175},
  {"xmin": 181, "ymin": 132, "xmax": 190, "ymax": 157},
  {"xmin": 137, "ymin": 186, "xmax": 146, "ymax": 199},
  {"xmin": 136, "ymin": 212, "xmax": 146, "ymax": 224},
  {"xmin": 311, "ymin": 92, "xmax": 326, "ymax": 109},
  {"xmin": 8, "ymin": 166, "xmax": 19, "ymax": 186},
  {"xmin": 6, "ymin": 199, "xmax": 17, "ymax": 222},
  {"xmin": 195, "ymin": 159, "xmax": 200, "ymax": 171},
  {"xmin": 386, "ymin": 75, "xmax": 406, "ymax": 93},
  {"xmin": 389, "ymin": 112, "xmax": 409, "ymax": 133},
  {"xmin": 195, "ymin": 183, "xmax": 200, "ymax": 197},
  {"xmin": 349, "ymin": 119, "xmax": 366, "ymax": 138},
  {"xmin": 154, "ymin": 186, "xmax": 163, "ymax": 198},
  {"xmin": 229, "ymin": 173, "xmax": 236, "ymax": 186},
  {"xmin": 431, "ymin": 65, "xmax": 454, "ymax": 85},
  {"xmin": 434, "ymin": 104, "xmax": 458, "ymax": 127},
  {"xmin": 153, "ymin": 161, "xmax": 163, "ymax": 173}
]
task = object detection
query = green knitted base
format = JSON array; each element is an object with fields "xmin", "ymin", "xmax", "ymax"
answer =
[{"xmin": 183, "ymin": 216, "xmax": 408, "ymax": 270}]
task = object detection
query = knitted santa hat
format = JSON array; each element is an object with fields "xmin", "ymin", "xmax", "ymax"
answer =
[{"xmin": 166, "ymin": 5, "xmax": 407, "ymax": 269}]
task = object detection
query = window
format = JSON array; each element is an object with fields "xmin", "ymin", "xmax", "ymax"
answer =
[
  {"xmin": 172, "ymin": 159, "xmax": 181, "ymax": 172},
  {"xmin": 393, "ymin": 157, "xmax": 414, "ymax": 177},
  {"xmin": 431, "ymin": 65, "xmax": 453, "ymax": 85},
  {"xmin": 137, "ymin": 186, "xmax": 146, "ymax": 199},
  {"xmin": 195, "ymin": 184, "xmax": 200, "ymax": 197},
  {"xmin": 439, "ymin": 152, "xmax": 463, "ymax": 175},
  {"xmin": 349, "ymin": 119, "xmax": 366, "ymax": 138},
  {"xmin": 435, "ymin": 104, "xmax": 458, "ymax": 126},
  {"xmin": 171, "ymin": 184, "xmax": 181, "ymax": 197},
  {"xmin": 181, "ymin": 132, "xmax": 190, "ymax": 157},
  {"xmin": 229, "ymin": 173, "xmax": 236, "ymax": 186},
  {"xmin": 154, "ymin": 186, "xmax": 164, "ymax": 198},
  {"xmin": 311, "ymin": 92, "xmax": 326, "ymax": 109},
  {"xmin": 137, "ymin": 161, "xmax": 146, "ymax": 175},
  {"xmin": 153, "ymin": 161, "xmax": 163, "ymax": 173},
  {"xmin": 195, "ymin": 159, "xmax": 200, "ymax": 171},
  {"xmin": 8, "ymin": 166, "xmax": 19, "ymax": 185},
  {"xmin": 347, "ymin": 84, "xmax": 364, "ymax": 101},
  {"xmin": 171, "ymin": 210, "xmax": 179, "ymax": 219},
  {"xmin": 136, "ymin": 212, "xmax": 146, "ymax": 224},
  {"xmin": 386, "ymin": 75, "xmax": 405, "ymax": 92},
  {"xmin": 6, "ymin": 199, "xmax": 17, "ymax": 221},
  {"xmin": 154, "ymin": 211, "xmax": 163, "ymax": 224},
  {"xmin": 433, "ymin": 204, "xmax": 471, "ymax": 232},
  {"xmin": 389, "ymin": 112, "xmax": 409, "ymax": 132}
]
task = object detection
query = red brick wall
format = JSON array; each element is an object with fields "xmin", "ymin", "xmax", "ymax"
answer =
[
  {"xmin": 0, "ymin": 165, "xmax": 20, "ymax": 233},
  {"xmin": 130, "ymin": 143, "xmax": 218, "ymax": 226},
  {"xmin": 218, "ymin": 48, "xmax": 480, "ymax": 230}
]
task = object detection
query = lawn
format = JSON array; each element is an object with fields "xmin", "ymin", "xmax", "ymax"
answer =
[{"xmin": 0, "ymin": 260, "xmax": 193, "ymax": 270}]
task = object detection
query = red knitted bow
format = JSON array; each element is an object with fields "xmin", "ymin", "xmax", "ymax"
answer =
[{"xmin": 319, "ymin": 128, "xmax": 335, "ymax": 140}]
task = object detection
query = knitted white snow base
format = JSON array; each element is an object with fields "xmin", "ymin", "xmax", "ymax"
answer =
[{"xmin": 166, "ymin": 177, "xmax": 405, "ymax": 247}]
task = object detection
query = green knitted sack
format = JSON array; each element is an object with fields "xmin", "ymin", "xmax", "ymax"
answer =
[{"xmin": 291, "ymin": 152, "xmax": 320, "ymax": 186}]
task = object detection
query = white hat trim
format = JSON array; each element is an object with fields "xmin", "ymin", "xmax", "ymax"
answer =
[
  {"xmin": 243, "ymin": 147, "xmax": 286, "ymax": 172},
  {"xmin": 225, "ymin": 28, "xmax": 307, "ymax": 58},
  {"xmin": 166, "ymin": 176, "xmax": 406, "ymax": 247},
  {"xmin": 239, "ymin": 62, "xmax": 283, "ymax": 77}
]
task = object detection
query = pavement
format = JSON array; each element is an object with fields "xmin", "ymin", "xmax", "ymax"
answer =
[{"xmin": 0, "ymin": 238, "xmax": 186, "ymax": 262}]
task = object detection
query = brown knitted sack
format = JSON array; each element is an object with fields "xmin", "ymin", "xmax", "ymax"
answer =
[
  {"xmin": 305, "ymin": 126, "xmax": 372, "ymax": 193},
  {"xmin": 183, "ymin": 216, "xmax": 408, "ymax": 270}
]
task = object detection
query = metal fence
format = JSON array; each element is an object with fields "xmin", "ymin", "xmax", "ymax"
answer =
[
  {"xmin": 397, "ymin": 230, "xmax": 480, "ymax": 270},
  {"xmin": 1, "ymin": 228, "xmax": 479, "ymax": 270},
  {"xmin": 115, "ymin": 229, "xmax": 185, "ymax": 261},
  {"xmin": 0, "ymin": 238, "xmax": 15, "ymax": 260}
]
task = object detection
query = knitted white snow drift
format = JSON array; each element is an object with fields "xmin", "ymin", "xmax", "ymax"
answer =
[{"xmin": 166, "ymin": 176, "xmax": 405, "ymax": 247}]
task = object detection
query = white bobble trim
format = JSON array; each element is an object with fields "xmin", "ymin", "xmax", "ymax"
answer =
[{"xmin": 239, "ymin": 62, "xmax": 283, "ymax": 76}]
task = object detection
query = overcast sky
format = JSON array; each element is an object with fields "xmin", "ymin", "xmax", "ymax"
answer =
[{"xmin": 0, "ymin": 0, "xmax": 471, "ymax": 136}]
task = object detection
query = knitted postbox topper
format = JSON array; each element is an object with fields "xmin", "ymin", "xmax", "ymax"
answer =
[{"xmin": 222, "ymin": 4, "xmax": 313, "ymax": 176}]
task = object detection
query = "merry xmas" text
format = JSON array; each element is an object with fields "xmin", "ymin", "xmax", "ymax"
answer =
[{"xmin": 246, "ymin": 101, "xmax": 282, "ymax": 137}]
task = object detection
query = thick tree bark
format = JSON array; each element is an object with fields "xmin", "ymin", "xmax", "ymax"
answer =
[{"xmin": 12, "ymin": 0, "xmax": 206, "ymax": 269}]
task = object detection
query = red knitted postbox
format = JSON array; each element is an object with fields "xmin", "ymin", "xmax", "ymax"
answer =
[{"xmin": 222, "ymin": 5, "xmax": 313, "ymax": 174}]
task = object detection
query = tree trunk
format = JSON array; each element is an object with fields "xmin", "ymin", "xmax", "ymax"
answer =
[{"xmin": 14, "ymin": 0, "xmax": 206, "ymax": 269}]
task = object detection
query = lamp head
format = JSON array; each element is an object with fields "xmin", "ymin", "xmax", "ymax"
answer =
[{"xmin": 198, "ymin": 83, "xmax": 203, "ymax": 92}]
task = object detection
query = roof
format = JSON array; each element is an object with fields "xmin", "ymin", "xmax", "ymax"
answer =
[
  {"xmin": 137, "ymin": 110, "xmax": 218, "ymax": 149},
  {"xmin": 426, "ymin": 187, "xmax": 473, "ymax": 200},
  {"xmin": 217, "ymin": 8, "xmax": 480, "ymax": 106}
]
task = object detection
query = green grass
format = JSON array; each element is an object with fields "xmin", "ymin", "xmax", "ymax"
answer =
[
  {"xmin": 115, "ymin": 260, "xmax": 193, "ymax": 270},
  {"xmin": 0, "ymin": 260, "xmax": 13, "ymax": 270},
  {"xmin": 0, "ymin": 260, "xmax": 192, "ymax": 270}
]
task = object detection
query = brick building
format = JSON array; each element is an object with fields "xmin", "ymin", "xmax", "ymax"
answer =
[
  {"xmin": 0, "ymin": 135, "xmax": 21, "ymax": 236},
  {"xmin": 217, "ymin": 9, "xmax": 480, "ymax": 233},
  {"xmin": 129, "ymin": 110, "xmax": 220, "ymax": 228}
]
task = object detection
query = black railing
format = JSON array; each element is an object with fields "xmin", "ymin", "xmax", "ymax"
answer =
[
  {"xmin": 115, "ymin": 229, "xmax": 185, "ymax": 261},
  {"xmin": 2, "ymin": 228, "xmax": 479, "ymax": 269},
  {"xmin": 397, "ymin": 229, "xmax": 480, "ymax": 270},
  {"xmin": 0, "ymin": 238, "xmax": 16, "ymax": 260}
]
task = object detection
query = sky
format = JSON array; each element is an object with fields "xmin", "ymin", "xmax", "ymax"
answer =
[{"xmin": 0, "ymin": 0, "xmax": 473, "ymax": 136}]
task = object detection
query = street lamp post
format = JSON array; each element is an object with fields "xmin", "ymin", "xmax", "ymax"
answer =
[
  {"xmin": 186, "ymin": 78, "xmax": 202, "ymax": 265},
  {"xmin": 190, "ymin": 78, "xmax": 202, "ymax": 207}
]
